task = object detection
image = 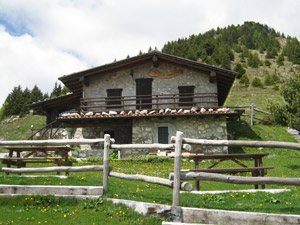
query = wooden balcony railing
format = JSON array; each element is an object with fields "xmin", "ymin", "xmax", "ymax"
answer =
[{"xmin": 80, "ymin": 93, "xmax": 218, "ymax": 113}]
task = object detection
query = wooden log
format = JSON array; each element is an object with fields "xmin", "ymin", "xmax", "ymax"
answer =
[
  {"xmin": 109, "ymin": 172, "xmax": 192, "ymax": 191},
  {"xmin": 250, "ymin": 104, "xmax": 254, "ymax": 126},
  {"xmin": 254, "ymin": 108, "xmax": 272, "ymax": 115},
  {"xmin": 111, "ymin": 143, "xmax": 191, "ymax": 151},
  {"xmin": 111, "ymin": 143, "xmax": 175, "ymax": 150},
  {"xmin": 103, "ymin": 134, "xmax": 110, "ymax": 191},
  {"xmin": 0, "ymin": 165, "xmax": 112, "ymax": 174},
  {"xmin": 170, "ymin": 137, "xmax": 300, "ymax": 150},
  {"xmin": 173, "ymin": 131, "xmax": 183, "ymax": 206},
  {"xmin": 225, "ymin": 105, "xmax": 252, "ymax": 109},
  {"xmin": 0, "ymin": 138, "xmax": 115, "ymax": 146},
  {"xmin": 169, "ymin": 172, "xmax": 300, "ymax": 186}
]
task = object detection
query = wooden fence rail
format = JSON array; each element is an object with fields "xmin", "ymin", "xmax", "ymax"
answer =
[
  {"xmin": 0, "ymin": 165, "xmax": 111, "ymax": 174},
  {"xmin": 169, "ymin": 172, "xmax": 300, "ymax": 186},
  {"xmin": 171, "ymin": 137, "xmax": 300, "ymax": 150}
]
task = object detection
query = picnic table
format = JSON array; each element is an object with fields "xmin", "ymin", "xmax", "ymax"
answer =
[
  {"xmin": 0, "ymin": 146, "xmax": 73, "ymax": 175},
  {"xmin": 188, "ymin": 153, "xmax": 273, "ymax": 190}
]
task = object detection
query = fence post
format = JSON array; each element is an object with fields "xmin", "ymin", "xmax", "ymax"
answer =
[
  {"xmin": 172, "ymin": 131, "xmax": 183, "ymax": 207},
  {"xmin": 250, "ymin": 104, "xmax": 254, "ymax": 126},
  {"xmin": 103, "ymin": 134, "xmax": 111, "ymax": 191}
]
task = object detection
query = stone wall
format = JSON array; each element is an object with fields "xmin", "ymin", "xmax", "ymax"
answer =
[
  {"xmin": 129, "ymin": 115, "xmax": 228, "ymax": 157},
  {"xmin": 83, "ymin": 61, "xmax": 218, "ymax": 110}
]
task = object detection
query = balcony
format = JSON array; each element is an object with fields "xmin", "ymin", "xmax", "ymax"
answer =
[{"xmin": 80, "ymin": 93, "xmax": 218, "ymax": 113}]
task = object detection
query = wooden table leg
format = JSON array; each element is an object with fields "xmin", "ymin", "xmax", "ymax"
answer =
[
  {"xmin": 259, "ymin": 158, "xmax": 265, "ymax": 189},
  {"xmin": 16, "ymin": 151, "xmax": 22, "ymax": 175},
  {"xmin": 6, "ymin": 150, "xmax": 14, "ymax": 175},
  {"xmin": 195, "ymin": 159, "xmax": 200, "ymax": 191},
  {"xmin": 254, "ymin": 158, "xmax": 259, "ymax": 189}
]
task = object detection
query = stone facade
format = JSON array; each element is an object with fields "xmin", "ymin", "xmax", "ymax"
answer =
[
  {"xmin": 84, "ymin": 61, "xmax": 218, "ymax": 110},
  {"xmin": 66, "ymin": 115, "xmax": 228, "ymax": 158}
]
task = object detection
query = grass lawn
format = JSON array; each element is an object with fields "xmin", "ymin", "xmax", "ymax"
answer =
[
  {"xmin": 0, "ymin": 195, "xmax": 165, "ymax": 225},
  {"xmin": 1, "ymin": 120, "xmax": 300, "ymax": 223}
]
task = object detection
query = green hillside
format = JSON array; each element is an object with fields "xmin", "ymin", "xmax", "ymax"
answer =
[{"xmin": 162, "ymin": 21, "xmax": 300, "ymax": 112}]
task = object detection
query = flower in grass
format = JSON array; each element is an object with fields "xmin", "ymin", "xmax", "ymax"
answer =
[
  {"xmin": 153, "ymin": 201, "xmax": 156, "ymax": 203},
  {"xmin": 259, "ymin": 204, "xmax": 263, "ymax": 207},
  {"xmin": 64, "ymin": 214, "xmax": 67, "ymax": 218}
]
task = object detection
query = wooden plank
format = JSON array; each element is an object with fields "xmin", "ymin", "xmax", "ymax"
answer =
[
  {"xmin": 0, "ymin": 157, "xmax": 63, "ymax": 160},
  {"xmin": 186, "ymin": 166, "xmax": 274, "ymax": 173}
]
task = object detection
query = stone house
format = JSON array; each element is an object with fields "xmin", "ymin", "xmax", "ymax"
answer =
[{"xmin": 29, "ymin": 51, "xmax": 237, "ymax": 157}]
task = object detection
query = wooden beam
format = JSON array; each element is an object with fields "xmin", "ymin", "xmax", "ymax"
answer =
[
  {"xmin": 79, "ymin": 75, "xmax": 89, "ymax": 86},
  {"xmin": 152, "ymin": 55, "xmax": 159, "ymax": 68},
  {"xmin": 209, "ymin": 71, "xmax": 216, "ymax": 83}
]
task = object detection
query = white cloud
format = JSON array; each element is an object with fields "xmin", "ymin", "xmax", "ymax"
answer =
[
  {"xmin": 0, "ymin": 25, "xmax": 87, "ymax": 104},
  {"xmin": 0, "ymin": 0, "xmax": 300, "ymax": 106}
]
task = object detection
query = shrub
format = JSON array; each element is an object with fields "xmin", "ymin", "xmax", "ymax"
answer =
[
  {"xmin": 264, "ymin": 73, "xmax": 274, "ymax": 86},
  {"xmin": 252, "ymin": 77, "xmax": 264, "ymax": 88},
  {"xmin": 272, "ymin": 84, "xmax": 280, "ymax": 91},
  {"xmin": 239, "ymin": 74, "xmax": 250, "ymax": 88},
  {"xmin": 233, "ymin": 63, "xmax": 246, "ymax": 79},
  {"xmin": 265, "ymin": 59, "xmax": 272, "ymax": 67}
]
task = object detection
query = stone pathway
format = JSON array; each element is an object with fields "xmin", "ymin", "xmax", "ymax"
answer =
[{"xmin": 287, "ymin": 127, "xmax": 300, "ymax": 142}]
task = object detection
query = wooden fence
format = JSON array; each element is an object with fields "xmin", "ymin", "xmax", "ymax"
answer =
[
  {"xmin": 2, "ymin": 133, "xmax": 300, "ymax": 207},
  {"xmin": 227, "ymin": 104, "xmax": 272, "ymax": 125}
]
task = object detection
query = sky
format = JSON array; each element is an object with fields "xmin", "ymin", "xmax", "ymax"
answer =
[{"xmin": 0, "ymin": 0, "xmax": 300, "ymax": 106}]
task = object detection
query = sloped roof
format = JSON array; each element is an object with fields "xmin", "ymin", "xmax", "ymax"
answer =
[{"xmin": 59, "ymin": 51, "xmax": 237, "ymax": 106}]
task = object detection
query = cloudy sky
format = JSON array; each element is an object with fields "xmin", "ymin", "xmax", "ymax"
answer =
[{"xmin": 0, "ymin": 0, "xmax": 300, "ymax": 106}]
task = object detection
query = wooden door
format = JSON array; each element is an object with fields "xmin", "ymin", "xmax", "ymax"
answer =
[{"xmin": 136, "ymin": 79, "xmax": 152, "ymax": 109}]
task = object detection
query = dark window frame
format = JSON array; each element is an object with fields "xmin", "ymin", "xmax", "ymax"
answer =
[
  {"xmin": 178, "ymin": 86, "xmax": 195, "ymax": 106},
  {"xmin": 158, "ymin": 127, "xmax": 169, "ymax": 144},
  {"xmin": 136, "ymin": 78, "xmax": 153, "ymax": 109},
  {"xmin": 106, "ymin": 89, "xmax": 122, "ymax": 109}
]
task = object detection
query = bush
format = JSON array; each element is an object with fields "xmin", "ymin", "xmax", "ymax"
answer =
[
  {"xmin": 265, "ymin": 59, "xmax": 272, "ymax": 67},
  {"xmin": 233, "ymin": 63, "xmax": 246, "ymax": 79},
  {"xmin": 264, "ymin": 73, "xmax": 274, "ymax": 86},
  {"xmin": 252, "ymin": 77, "xmax": 264, "ymax": 88},
  {"xmin": 239, "ymin": 74, "xmax": 250, "ymax": 88},
  {"xmin": 272, "ymin": 84, "xmax": 280, "ymax": 91}
]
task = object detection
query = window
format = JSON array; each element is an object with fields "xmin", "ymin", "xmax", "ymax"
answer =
[
  {"xmin": 158, "ymin": 127, "xmax": 168, "ymax": 144},
  {"xmin": 136, "ymin": 79, "xmax": 153, "ymax": 109},
  {"xmin": 106, "ymin": 89, "xmax": 122, "ymax": 108},
  {"xmin": 178, "ymin": 86, "xmax": 195, "ymax": 106}
]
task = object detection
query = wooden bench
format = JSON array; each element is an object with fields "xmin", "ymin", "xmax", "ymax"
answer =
[
  {"xmin": 186, "ymin": 166, "xmax": 274, "ymax": 175},
  {"xmin": 189, "ymin": 153, "xmax": 272, "ymax": 190}
]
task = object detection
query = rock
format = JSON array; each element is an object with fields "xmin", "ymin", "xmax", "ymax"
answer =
[
  {"xmin": 102, "ymin": 112, "xmax": 109, "ymax": 115},
  {"xmin": 135, "ymin": 110, "xmax": 140, "ymax": 114},
  {"xmin": 208, "ymin": 108, "xmax": 214, "ymax": 112},
  {"xmin": 183, "ymin": 110, "xmax": 190, "ymax": 114},
  {"xmin": 109, "ymin": 111, "xmax": 118, "ymax": 115},
  {"xmin": 165, "ymin": 108, "xmax": 171, "ymax": 113},
  {"xmin": 178, "ymin": 109, "xmax": 183, "ymax": 113},
  {"xmin": 171, "ymin": 109, "xmax": 177, "ymax": 113},
  {"xmin": 70, "ymin": 113, "xmax": 79, "ymax": 116},
  {"xmin": 95, "ymin": 113, "xmax": 101, "ymax": 116},
  {"xmin": 128, "ymin": 111, "xmax": 133, "ymax": 115},
  {"xmin": 200, "ymin": 108, "xmax": 206, "ymax": 112},
  {"xmin": 149, "ymin": 110, "xmax": 156, "ymax": 114},
  {"xmin": 140, "ymin": 110, "xmax": 148, "ymax": 114},
  {"xmin": 120, "ymin": 111, "xmax": 125, "ymax": 115},
  {"xmin": 191, "ymin": 107, "xmax": 197, "ymax": 112},
  {"xmin": 159, "ymin": 109, "xmax": 164, "ymax": 113},
  {"xmin": 86, "ymin": 112, "xmax": 94, "ymax": 116}
]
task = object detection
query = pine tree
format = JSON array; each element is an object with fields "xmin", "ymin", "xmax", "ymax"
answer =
[
  {"xmin": 29, "ymin": 85, "xmax": 44, "ymax": 104},
  {"xmin": 233, "ymin": 63, "xmax": 246, "ymax": 79},
  {"xmin": 50, "ymin": 82, "xmax": 62, "ymax": 98}
]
